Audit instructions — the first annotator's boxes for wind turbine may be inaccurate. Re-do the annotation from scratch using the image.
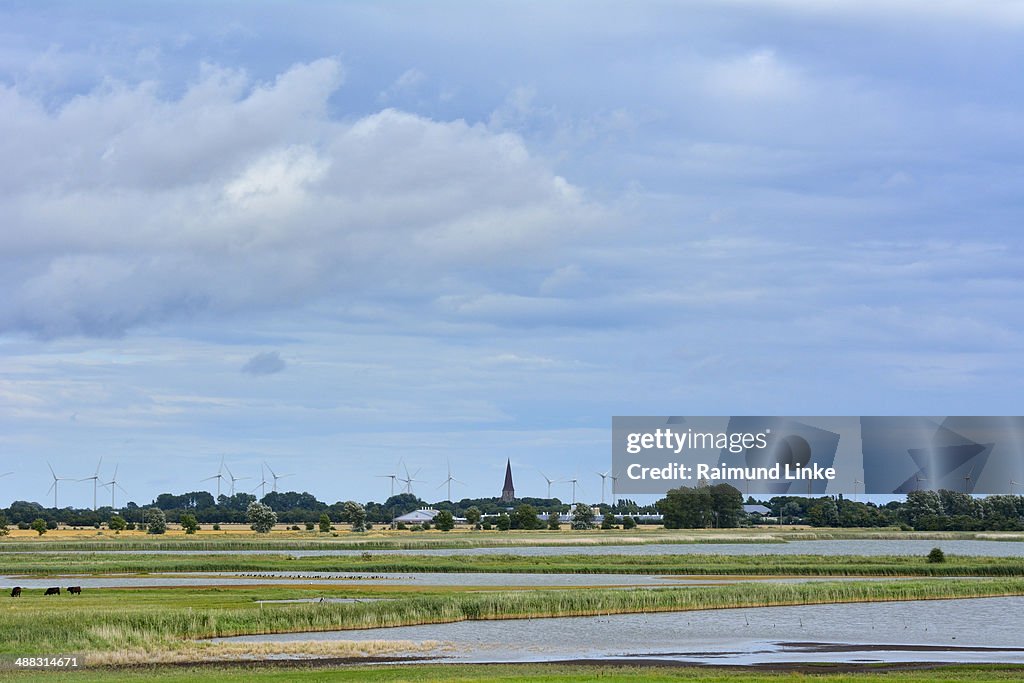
[251,464,269,498]
[377,473,399,497]
[0,471,12,479]
[915,473,928,491]
[399,464,423,495]
[596,471,609,505]
[201,456,226,498]
[539,471,556,499]
[561,477,580,506]
[79,457,103,511]
[263,462,293,493]
[963,464,978,493]
[224,465,249,497]
[437,461,464,502]
[852,478,863,503]
[46,462,71,508]
[101,464,128,509]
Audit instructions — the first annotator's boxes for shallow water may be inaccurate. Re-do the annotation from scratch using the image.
[215,596,1024,665]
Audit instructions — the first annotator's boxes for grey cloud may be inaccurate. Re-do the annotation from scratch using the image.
[242,351,286,376]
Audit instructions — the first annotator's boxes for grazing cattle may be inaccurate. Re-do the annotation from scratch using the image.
[67,586,82,595]
[10,587,21,597]
[44,587,60,596]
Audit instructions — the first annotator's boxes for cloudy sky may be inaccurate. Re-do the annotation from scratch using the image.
[2,1,1022,508]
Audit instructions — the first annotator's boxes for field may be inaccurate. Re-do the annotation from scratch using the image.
[1,528,1023,680]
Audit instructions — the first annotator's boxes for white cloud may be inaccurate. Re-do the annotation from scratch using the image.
[0,59,601,337]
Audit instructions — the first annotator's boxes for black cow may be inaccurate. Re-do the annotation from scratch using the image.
[44,587,60,596]
[67,586,82,595]
[9,587,21,597]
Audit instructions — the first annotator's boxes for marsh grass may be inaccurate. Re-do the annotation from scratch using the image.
[1,552,1022,576]
[1,578,1023,655]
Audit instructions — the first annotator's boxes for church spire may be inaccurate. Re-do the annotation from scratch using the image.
[501,459,515,503]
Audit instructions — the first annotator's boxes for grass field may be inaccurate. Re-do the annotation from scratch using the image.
[1,526,1021,551]
[2,551,1022,576]
[5,662,1024,682]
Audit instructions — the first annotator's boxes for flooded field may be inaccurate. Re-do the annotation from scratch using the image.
[216,596,1024,665]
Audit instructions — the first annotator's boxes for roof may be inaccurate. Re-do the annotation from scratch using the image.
[743,504,772,515]
[394,509,441,523]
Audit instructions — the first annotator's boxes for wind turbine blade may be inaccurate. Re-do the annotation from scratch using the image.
[95,456,103,476]
[201,475,219,482]
[116,482,128,494]
[47,481,56,495]
[48,462,57,478]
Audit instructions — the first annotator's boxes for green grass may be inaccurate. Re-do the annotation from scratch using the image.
[1,552,1022,576]
[1,578,1023,655]
[5,662,1024,682]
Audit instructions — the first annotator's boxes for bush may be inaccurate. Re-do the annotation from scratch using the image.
[247,501,278,533]
[319,513,332,533]
[145,508,167,535]
[179,513,199,534]
[126,522,137,531]
[434,510,455,531]
[31,518,48,536]
[17,521,30,530]
[927,547,946,563]
[108,515,127,531]
[547,512,561,530]
[601,512,617,529]
[481,521,492,530]
[396,522,407,530]
[211,523,220,531]
[290,525,300,531]
[305,521,315,531]
[622,515,637,529]
[0,512,8,536]
[495,513,511,531]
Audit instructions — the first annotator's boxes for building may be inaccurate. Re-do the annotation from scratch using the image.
[500,459,515,503]
[394,508,440,525]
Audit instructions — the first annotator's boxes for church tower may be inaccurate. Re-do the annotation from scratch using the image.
[500,459,515,503]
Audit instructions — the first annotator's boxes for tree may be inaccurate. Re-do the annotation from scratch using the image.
[31,518,48,536]
[659,487,712,529]
[180,512,199,534]
[927,547,946,563]
[511,504,541,530]
[621,515,637,530]
[319,512,332,533]
[344,501,367,532]
[465,506,482,529]
[495,512,511,531]
[807,499,839,527]
[434,510,455,531]
[145,507,167,535]
[0,512,8,536]
[601,512,617,529]
[708,484,744,528]
[108,515,127,531]
[547,511,561,530]
[247,501,277,533]
[571,503,594,530]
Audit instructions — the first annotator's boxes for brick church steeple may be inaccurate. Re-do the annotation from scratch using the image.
[500,459,515,503]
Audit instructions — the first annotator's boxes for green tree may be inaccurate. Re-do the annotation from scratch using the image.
[319,512,332,533]
[31,518,48,536]
[107,515,127,531]
[434,510,455,531]
[495,512,511,531]
[571,503,595,530]
[511,504,541,530]
[927,547,946,563]
[621,515,637,529]
[601,511,617,529]
[709,484,744,528]
[179,512,199,534]
[807,498,839,527]
[659,487,712,528]
[0,512,8,536]
[465,506,482,529]
[145,507,167,535]
[247,501,277,533]
[547,511,561,530]
[344,501,367,532]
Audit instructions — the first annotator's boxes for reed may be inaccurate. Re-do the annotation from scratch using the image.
[0,578,1022,654]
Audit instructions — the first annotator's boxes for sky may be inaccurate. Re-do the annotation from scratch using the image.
[1,1,1023,509]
